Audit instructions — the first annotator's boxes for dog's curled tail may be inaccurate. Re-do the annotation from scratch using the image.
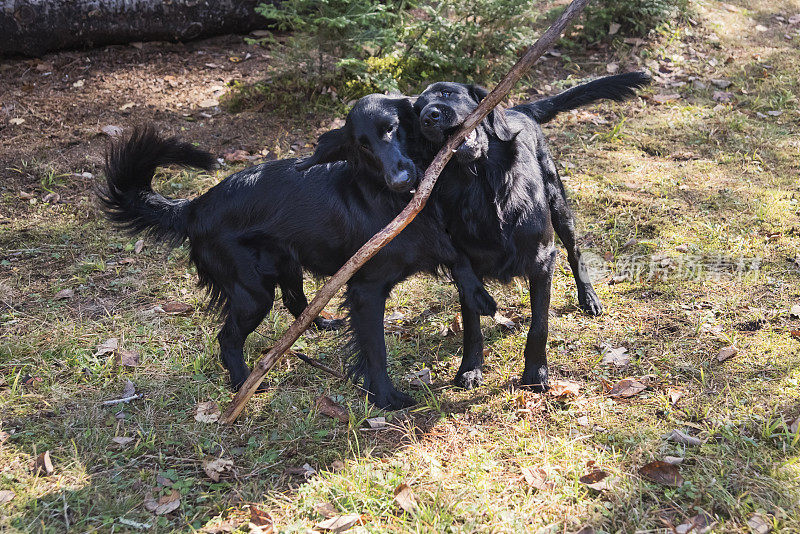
[518,71,652,124]
[98,126,216,245]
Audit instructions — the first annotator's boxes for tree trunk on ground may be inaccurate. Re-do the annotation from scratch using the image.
[0,0,271,57]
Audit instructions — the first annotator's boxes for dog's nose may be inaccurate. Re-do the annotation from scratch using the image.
[387,170,413,192]
[422,108,441,128]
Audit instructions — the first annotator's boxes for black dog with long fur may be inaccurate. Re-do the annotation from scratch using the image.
[99,94,497,410]
[410,71,651,390]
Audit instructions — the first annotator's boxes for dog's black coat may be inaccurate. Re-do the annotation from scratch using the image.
[408,72,651,389]
[99,95,497,410]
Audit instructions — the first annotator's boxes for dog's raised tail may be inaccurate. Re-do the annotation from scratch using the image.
[98,126,216,245]
[516,71,651,124]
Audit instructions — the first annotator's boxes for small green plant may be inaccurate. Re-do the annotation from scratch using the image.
[580,0,689,43]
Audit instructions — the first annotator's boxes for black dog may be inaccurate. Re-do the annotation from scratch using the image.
[99,94,497,410]
[409,72,651,390]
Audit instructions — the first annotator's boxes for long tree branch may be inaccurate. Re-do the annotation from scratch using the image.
[219,0,590,424]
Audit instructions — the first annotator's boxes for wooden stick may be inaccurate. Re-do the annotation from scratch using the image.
[219,0,591,424]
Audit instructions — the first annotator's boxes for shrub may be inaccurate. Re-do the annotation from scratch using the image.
[580,0,689,43]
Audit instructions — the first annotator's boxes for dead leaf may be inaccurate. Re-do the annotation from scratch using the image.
[493,312,518,330]
[121,379,136,398]
[638,460,683,487]
[0,431,9,444]
[315,502,338,518]
[711,79,732,89]
[119,102,136,111]
[115,349,140,367]
[156,474,173,487]
[747,514,771,534]
[9,118,25,125]
[607,378,646,398]
[712,91,733,103]
[134,239,145,254]
[195,401,221,423]
[19,190,34,200]
[365,417,386,429]
[608,22,621,35]
[315,514,362,532]
[393,483,418,513]
[316,395,349,423]
[161,301,193,314]
[144,489,181,515]
[791,330,800,339]
[55,288,74,300]
[203,458,234,482]
[0,490,16,504]
[42,192,60,203]
[664,456,684,465]
[112,436,135,446]
[34,450,54,475]
[606,62,619,74]
[664,429,702,446]
[600,345,630,367]
[652,93,681,104]
[675,511,713,534]
[790,415,800,434]
[250,506,273,533]
[199,98,219,108]
[789,14,800,24]
[521,466,553,490]
[675,243,690,253]
[449,313,463,334]
[579,469,609,491]
[716,345,738,362]
[406,368,432,387]
[222,149,251,163]
[94,337,119,357]
[549,380,580,398]
[100,125,122,137]
[668,388,684,405]
[789,304,800,318]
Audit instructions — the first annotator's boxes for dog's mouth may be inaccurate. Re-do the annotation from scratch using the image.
[458,129,479,153]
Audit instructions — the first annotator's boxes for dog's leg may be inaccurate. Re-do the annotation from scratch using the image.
[346,281,415,410]
[520,247,557,392]
[451,255,496,317]
[218,282,275,391]
[278,263,344,330]
[453,293,486,389]
[540,151,603,316]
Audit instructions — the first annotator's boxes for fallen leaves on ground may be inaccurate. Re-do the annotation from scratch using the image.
[651,93,681,104]
[33,450,54,475]
[249,506,273,534]
[668,388,684,405]
[54,288,74,299]
[405,368,432,387]
[607,378,647,398]
[638,461,683,487]
[222,149,252,163]
[315,514,363,532]
[675,511,713,534]
[600,344,630,367]
[521,466,554,491]
[94,337,119,357]
[161,301,194,315]
[365,416,386,429]
[315,502,338,519]
[548,380,581,398]
[144,489,181,515]
[0,490,15,503]
[194,401,221,423]
[316,395,349,423]
[747,514,771,534]
[393,483,418,513]
[716,345,738,362]
[202,458,234,482]
[134,239,145,254]
[664,429,702,446]
[115,349,140,367]
[112,436,135,447]
[100,124,122,137]
[493,312,519,330]
[579,469,609,491]
[449,313,463,334]
[121,379,136,398]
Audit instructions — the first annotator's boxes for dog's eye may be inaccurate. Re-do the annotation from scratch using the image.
[384,124,396,136]
[440,91,451,98]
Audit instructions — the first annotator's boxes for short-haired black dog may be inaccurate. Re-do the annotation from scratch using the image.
[410,72,651,390]
[99,94,497,410]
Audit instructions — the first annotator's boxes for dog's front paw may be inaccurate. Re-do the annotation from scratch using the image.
[578,286,603,316]
[229,370,269,394]
[369,387,416,411]
[520,365,549,393]
[454,368,483,390]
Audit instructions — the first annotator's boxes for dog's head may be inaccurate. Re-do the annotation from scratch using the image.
[296,94,422,193]
[414,82,516,163]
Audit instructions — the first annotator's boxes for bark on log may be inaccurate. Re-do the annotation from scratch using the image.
[0,0,270,57]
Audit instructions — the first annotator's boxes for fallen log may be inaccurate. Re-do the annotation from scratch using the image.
[219,0,592,424]
[0,0,269,57]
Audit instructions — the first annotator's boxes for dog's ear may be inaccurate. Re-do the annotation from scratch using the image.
[296,128,349,171]
[466,84,516,142]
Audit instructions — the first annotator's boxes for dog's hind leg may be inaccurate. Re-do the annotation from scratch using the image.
[539,150,603,316]
[520,247,557,392]
[278,262,344,330]
[218,281,276,391]
[346,280,415,410]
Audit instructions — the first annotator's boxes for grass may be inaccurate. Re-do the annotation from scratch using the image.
[2,0,800,532]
